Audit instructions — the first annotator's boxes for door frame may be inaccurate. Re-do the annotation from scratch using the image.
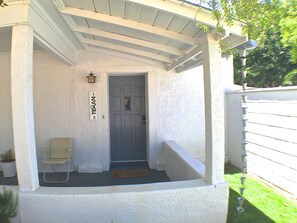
[108,75,147,163]
[103,72,155,170]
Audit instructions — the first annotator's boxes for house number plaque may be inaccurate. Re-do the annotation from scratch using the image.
[89,91,97,120]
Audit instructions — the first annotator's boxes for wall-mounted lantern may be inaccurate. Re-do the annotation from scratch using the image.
[0,0,8,7]
[86,71,96,84]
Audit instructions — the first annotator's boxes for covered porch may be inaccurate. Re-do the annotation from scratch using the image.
[0,0,248,222]
[1,161,171,187]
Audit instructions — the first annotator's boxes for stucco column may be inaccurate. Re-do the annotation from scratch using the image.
[11,24,39,191]
[202,32,225,184]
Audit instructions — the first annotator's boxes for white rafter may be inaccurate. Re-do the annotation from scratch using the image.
[86,46,164,67]
[81,38,173,63]
[73,26,184,56]
[126,0,243,36]
[60,6,200,45]
[225,35,248,50]
[48,0,248,72]
[167,45,202,71]
[176,58,203,73]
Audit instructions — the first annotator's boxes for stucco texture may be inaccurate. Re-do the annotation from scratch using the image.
[16,181,228,223]
[0,53,13,152]
[155,67,205,161]
[0,50,205,172]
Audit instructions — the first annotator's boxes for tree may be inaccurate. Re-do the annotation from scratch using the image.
[231,0,297,87]
[234,32,297,87]
[279,0,297,63]
[202,0,297,87]
[190,0,282,44]
[187,0,297,87]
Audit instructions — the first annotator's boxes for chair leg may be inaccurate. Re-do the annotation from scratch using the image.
[43,162,70,183]
[71,157,76,171]
[52,164,57,172]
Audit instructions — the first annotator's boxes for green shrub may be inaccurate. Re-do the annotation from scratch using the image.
[0,187,18,223]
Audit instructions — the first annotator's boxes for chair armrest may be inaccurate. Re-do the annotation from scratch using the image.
[65,149,72,159]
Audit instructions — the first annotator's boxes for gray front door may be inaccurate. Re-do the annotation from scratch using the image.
[109,76,146,162]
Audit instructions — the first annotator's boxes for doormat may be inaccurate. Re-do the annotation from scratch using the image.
[112,169,148,178]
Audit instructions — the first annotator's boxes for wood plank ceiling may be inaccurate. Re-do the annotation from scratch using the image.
[52,0,246,72]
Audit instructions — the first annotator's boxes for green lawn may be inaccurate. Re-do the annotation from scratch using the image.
[225,165,297,223]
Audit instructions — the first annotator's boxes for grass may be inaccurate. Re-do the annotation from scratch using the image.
[225,165,297,223]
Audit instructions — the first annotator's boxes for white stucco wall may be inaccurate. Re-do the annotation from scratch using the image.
[0,52,14,154]
[7,141,228,223]
[155,66,205,161]
[0,50,205,172]
[7,181,228,223]
[2,46,231,223]
[0,50,236,173]
[161,141,205,181]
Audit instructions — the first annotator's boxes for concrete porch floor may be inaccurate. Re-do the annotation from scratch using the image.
[0,162,170,187]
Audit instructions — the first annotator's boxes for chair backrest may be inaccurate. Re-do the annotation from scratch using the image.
[50,138,72,159]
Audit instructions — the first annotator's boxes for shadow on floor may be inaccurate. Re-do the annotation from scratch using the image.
[0,162,170,187]
[227,188,274,223]
[225,164,274,223]
[225,164,242,175]
[0,172,18,186]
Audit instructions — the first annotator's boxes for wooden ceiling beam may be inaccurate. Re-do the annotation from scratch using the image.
[176,58,203,73]
[61,6,200,45]
[73,26,184,56]
[86,46,165,67]
[126,0,243,36]
[81,38,173,63]
[167,45,202,71]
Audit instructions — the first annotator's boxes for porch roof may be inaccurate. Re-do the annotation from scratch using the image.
[0,0,247,72]
[2,0,228,194]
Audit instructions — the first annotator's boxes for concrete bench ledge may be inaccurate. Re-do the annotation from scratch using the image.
[158,141,205,181]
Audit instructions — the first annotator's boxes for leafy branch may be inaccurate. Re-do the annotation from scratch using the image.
[183,0,284,55]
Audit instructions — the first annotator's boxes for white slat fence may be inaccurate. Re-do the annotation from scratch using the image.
[245,100,297,197]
